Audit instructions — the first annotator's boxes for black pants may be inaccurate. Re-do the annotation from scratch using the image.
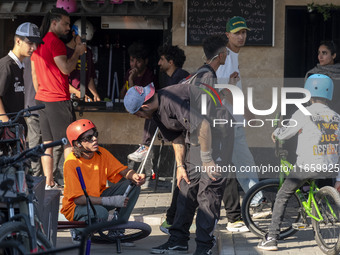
[169,176,226,249]
[167,175,241,224]
[166,186,179,225]
[222,172,242,223]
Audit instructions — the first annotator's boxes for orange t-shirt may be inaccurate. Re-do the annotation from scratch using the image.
[61,146,127,221]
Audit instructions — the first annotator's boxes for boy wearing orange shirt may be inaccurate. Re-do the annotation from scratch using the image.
[61,119,145,243]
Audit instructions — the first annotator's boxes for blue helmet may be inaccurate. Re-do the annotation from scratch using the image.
[304,74,333,101]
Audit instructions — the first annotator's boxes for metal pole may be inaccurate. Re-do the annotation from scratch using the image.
[137,127,159,175]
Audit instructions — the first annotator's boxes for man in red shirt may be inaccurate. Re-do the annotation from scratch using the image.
[31,7,86,189]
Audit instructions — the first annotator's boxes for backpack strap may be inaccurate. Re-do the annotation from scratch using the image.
[182,66,212,85]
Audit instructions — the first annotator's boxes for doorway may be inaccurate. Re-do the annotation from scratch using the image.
[284,5,340,78]
[283,5,340,165]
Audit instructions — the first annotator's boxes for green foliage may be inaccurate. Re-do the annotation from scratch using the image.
[307,2,340,21]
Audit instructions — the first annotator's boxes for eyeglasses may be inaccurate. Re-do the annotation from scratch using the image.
[80,131,98,142]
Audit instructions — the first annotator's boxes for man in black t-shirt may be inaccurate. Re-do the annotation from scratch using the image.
[158,45,189,88]
[124,35,234,255]
[157,45,190,234]
[0,22,43,123]
[128,45,190,163]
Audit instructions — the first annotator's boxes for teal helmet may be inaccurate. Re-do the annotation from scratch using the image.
[304,74,333,101]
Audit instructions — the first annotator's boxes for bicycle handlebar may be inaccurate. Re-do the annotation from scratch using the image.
[40,138,68,151]
[0,138,67,167]
[0,104,45,126]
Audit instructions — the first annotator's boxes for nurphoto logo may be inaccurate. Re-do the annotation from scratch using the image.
[200,83,312,128]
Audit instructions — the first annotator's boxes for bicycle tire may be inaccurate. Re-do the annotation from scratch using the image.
[241,179,302,239]
[312,186,340,255]
[0,221,52,254]
[134,0,164,13]
[91,221,151,244]
[0,240,25,255]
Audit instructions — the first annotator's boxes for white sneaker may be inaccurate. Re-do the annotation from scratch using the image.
[226,221,249,233]
[45,183,60,190]
[127,145,148,162]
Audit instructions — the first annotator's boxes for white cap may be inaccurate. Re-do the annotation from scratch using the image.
[16,22,44,44]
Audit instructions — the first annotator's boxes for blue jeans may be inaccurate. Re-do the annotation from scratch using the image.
[232,126,262,203]
[73,180,140,233]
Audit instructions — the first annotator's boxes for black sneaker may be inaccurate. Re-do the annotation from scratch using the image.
[150,240,188,254]
[257,236,278,251]
[193,246,212,255]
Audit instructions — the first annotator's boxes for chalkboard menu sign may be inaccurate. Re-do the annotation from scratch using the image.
[186,0,274,46]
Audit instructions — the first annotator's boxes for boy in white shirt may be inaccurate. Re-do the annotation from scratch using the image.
[258,74,340,251]
[217,16,261,232]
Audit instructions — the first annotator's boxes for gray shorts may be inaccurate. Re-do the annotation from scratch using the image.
[36,100,76,142]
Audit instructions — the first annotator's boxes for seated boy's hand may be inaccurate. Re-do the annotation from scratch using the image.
[132,173,146,186]
[102,195,129,207]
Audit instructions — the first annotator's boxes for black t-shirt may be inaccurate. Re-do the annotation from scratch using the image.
[153,83,199,142]
[0,55,25,117]
[153,64,234,165]
[23,57,36,108]
[166,68,189,87]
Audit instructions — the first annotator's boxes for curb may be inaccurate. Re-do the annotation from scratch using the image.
[218,231,235,255]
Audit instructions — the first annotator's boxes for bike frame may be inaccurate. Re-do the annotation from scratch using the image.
[278,147,338,223]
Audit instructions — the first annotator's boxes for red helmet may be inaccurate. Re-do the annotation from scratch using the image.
[66,119,96,145]
[56,0,78,13]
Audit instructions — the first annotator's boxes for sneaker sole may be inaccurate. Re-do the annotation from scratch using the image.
[257,245,278,251]
[127,155,143,162]
[226,226,249,233]
[150,249,188,254]
[151,246,188,254]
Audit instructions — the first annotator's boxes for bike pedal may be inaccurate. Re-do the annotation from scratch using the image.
[292,223,308,230]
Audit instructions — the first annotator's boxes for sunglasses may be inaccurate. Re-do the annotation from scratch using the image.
[80,131,98,142]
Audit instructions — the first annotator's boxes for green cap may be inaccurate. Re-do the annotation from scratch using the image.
[226,16,250,33]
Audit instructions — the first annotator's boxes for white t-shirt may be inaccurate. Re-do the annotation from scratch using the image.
[273,103,340,173]
[216,47,244,123]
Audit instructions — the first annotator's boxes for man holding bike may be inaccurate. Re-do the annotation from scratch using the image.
[258,74,340,251]
[61,119,145,243]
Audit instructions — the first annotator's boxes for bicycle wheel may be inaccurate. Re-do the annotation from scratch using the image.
[91,221,151,244]
[0,221,52,255]
[312,186,340,255]
[241,179,302,239]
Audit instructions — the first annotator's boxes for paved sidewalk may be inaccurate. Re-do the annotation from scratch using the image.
[57,188,325,255]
